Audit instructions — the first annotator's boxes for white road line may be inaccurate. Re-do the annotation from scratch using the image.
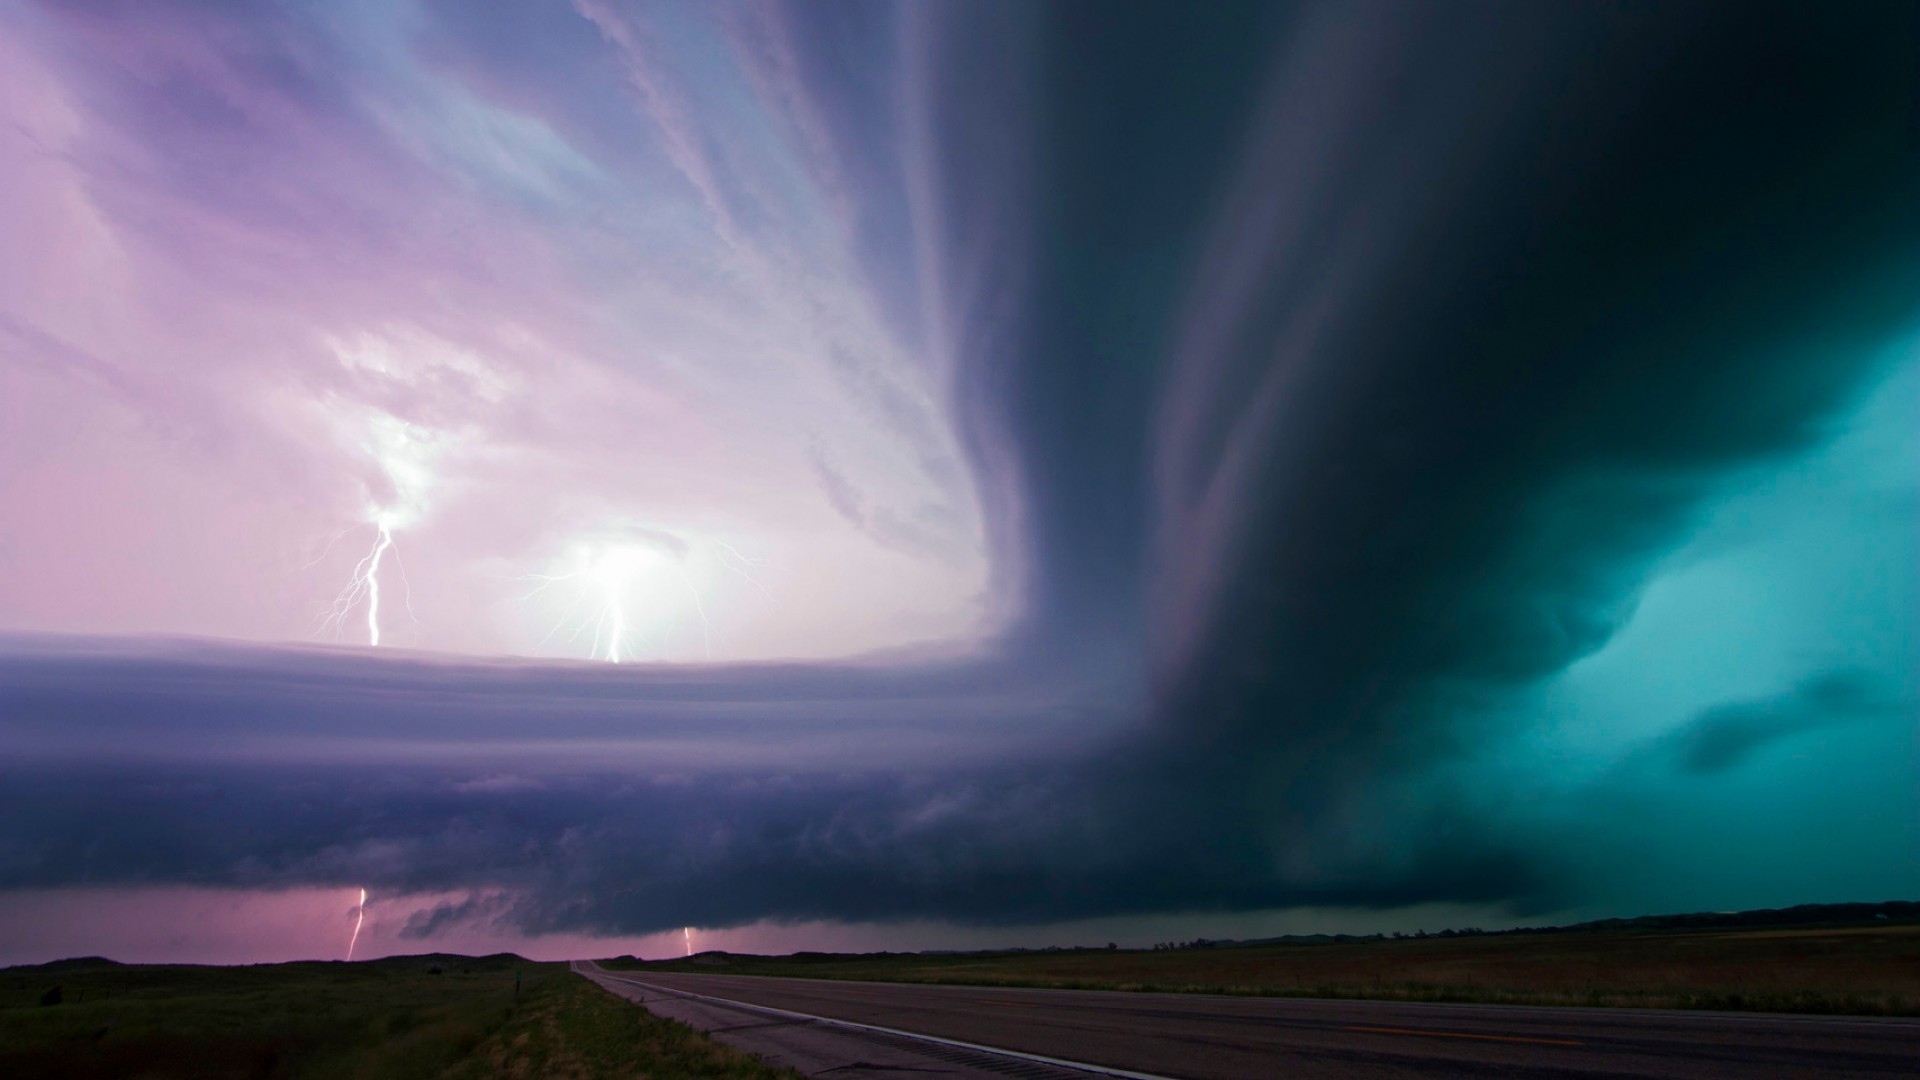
[580,963,1181,1080]
[588,965,1920,1031]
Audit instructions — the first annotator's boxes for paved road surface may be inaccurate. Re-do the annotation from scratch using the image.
[576,961,1107,1078]
[576,961,1920,1079]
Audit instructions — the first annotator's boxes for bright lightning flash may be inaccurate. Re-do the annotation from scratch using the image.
[684,927,692,957]
[347,888,368,961]
[321,516,415,647]
[597,548,639,663]
[518,543,711,663]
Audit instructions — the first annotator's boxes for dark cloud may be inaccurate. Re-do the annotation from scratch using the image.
[0,634,1096,772]
[0,760,1546,935]
[401,892,516,940]
[3,2,1916,937]
[1139,1,1918,781]
[807,440,870,529]
[1666,671,1910,776]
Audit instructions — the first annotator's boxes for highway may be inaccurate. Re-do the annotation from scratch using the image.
[577,961,1920,1079]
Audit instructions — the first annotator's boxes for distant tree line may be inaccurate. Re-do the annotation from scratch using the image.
[1140,901,1917,953]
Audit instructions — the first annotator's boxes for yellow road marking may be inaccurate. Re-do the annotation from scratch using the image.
[1345,1024,1583,1047]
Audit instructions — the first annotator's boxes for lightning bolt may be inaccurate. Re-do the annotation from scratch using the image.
[517,543,714,663]
[712,539,773,600]
[320,518,414,646]
[604,588,626,663]
[347,887,367,961]
[515,563,624,661]
[684,926,692,957]
[364,524,392,646]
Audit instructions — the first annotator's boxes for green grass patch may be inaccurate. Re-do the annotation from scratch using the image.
[1,954,797,1079]
[446,968,799,1080]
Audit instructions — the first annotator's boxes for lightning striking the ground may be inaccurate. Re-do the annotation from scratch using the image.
[346,888,367,961]
[363,524,392,646]
[515,550,634,663]
[684,927,692,957]
[603,590,627,662]
[320,518,404,646]
[517,537,724,663]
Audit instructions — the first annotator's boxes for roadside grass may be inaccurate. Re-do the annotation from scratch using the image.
[605,923,1920,1017]
[446,968,799,1080]
[1,954,797,1079]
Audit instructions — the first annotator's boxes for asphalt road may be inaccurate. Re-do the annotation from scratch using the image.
[580,963,1920,1079]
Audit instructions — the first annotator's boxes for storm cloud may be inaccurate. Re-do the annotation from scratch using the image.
[1,1,1915,952]
[1665,671,1910,776]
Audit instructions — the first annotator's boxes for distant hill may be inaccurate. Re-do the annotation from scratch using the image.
[14,956,125,972]
[1,951,529,973]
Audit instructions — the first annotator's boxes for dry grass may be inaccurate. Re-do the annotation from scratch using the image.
[611,923,1920,1016]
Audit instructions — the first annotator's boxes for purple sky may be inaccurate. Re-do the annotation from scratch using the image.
[2,2,1915,965]
[0,0,994,664]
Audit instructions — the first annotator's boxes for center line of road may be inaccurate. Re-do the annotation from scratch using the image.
[1345,1024,1584,1047]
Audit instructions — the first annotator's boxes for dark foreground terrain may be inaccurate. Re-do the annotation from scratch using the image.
[0,953,797,1079]
[587,962,1920,1080]
[607,906,1920,1017]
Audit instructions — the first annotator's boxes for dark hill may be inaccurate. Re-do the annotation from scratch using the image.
[4,956,126,973]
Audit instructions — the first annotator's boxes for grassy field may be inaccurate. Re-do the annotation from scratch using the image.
[0,953,798,1079]
[606,923,1920,1017]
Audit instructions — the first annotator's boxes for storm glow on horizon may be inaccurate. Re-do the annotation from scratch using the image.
[0,1,1914,965]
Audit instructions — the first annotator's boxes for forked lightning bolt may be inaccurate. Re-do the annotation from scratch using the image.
[515,563,626,662]
[320,518,416,646]
[712,539,773,599]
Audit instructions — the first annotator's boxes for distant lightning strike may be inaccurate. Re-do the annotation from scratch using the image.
[347,888,367,961]
[684,927,692,957]
[518,540,728,663]
[604,589,626,663]
[321,518,415,647]
[515,563,625,662]
[364,524,392,646]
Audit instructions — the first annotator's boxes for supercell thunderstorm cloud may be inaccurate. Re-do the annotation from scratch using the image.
[0,1,1915,962]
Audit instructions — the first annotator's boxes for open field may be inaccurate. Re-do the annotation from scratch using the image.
[607,922,1920,1017]
[1,953,799,1079]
